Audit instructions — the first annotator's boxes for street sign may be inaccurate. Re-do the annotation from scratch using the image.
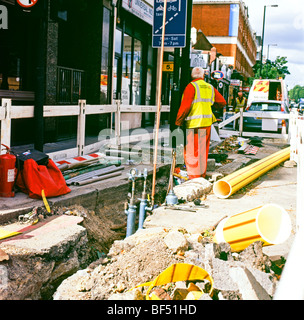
[152,0,187,48]
[162,61,174,72]
[17,0,38,8]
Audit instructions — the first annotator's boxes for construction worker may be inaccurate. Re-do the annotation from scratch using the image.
[175,67,226,179]
[234,91,247,113]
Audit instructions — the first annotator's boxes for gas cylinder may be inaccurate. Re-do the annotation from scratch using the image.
[0,144,16,197]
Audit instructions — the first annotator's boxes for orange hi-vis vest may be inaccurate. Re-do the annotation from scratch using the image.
[185,80,216,128]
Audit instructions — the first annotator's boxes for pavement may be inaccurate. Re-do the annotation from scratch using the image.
[0,132,297,261]
[144,138,297,260]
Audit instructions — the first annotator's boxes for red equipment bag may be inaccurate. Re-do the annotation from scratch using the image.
[16,158,71,199]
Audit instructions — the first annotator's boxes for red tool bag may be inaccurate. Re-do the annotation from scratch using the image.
[16,158,71,199]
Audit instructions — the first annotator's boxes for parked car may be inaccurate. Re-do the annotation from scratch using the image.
[243,101,289,133]
[298,103,304,115]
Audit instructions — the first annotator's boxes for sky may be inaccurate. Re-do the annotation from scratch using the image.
[243,0,304,89]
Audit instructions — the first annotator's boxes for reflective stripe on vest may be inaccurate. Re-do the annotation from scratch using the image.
[185,80,215,128]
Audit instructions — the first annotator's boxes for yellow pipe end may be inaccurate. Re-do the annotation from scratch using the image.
[213,180,232,199]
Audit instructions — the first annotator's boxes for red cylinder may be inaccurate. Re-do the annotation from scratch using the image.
[0,147,16,197]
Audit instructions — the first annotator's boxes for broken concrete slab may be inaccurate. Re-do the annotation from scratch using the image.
[229,267,271,300]
[144,206,225,234]
[164,230,188,253]
[173,177,212,202]
[0,215,89,300]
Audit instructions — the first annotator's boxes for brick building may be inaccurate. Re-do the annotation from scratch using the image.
[192,0,257,84]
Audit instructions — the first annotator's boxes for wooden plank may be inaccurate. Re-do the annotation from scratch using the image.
[10,105,34,119]
[43,105,80,117]
[218,112,240,129]
[77,100,86,156]
[120,105,170,113]
[0,107,5,121]
[86,104,117,115]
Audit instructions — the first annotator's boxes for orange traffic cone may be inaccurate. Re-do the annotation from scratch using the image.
[281,120,287,135]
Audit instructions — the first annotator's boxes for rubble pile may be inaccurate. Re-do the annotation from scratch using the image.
[53,227,282,300]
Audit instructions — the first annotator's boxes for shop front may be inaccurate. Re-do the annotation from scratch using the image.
[112,0,156,129]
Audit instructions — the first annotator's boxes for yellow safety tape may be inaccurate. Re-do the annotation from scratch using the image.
[41,189,51,213]
[130,263,214,300]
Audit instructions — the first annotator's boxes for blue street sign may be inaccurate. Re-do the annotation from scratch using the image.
[152,0,187,48]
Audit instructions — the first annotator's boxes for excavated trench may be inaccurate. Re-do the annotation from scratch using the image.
[76,165,171,262]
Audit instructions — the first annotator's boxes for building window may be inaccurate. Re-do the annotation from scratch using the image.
[100,7,111,104]
[113,29,144,105]
[122,33,132,104]
[132,38,142,105]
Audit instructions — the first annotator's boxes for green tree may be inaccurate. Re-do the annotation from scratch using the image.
[289,85,304,101]
[251,56,290,81]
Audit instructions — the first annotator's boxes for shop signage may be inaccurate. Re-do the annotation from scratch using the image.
[152,0,187,48]
[211,70,224,80]
[17,0,38,8]
[230,79,242,86]
[219,56,235,66]
[190,53,208,68]
[122,0,153,25]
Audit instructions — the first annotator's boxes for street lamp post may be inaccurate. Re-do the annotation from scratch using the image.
[267,44,277,60]
[260,5,278,65]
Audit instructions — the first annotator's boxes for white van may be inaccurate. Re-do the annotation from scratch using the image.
[244,79,290,133]
[247,79,289,110]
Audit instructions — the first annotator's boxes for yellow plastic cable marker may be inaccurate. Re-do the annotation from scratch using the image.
[41,189,51,213]
[130,263,213,300]
[0,229,21,240]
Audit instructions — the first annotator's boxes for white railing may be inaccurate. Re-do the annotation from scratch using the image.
[0,98,170,161]
[219,108,290,139]
[274,111,304,300]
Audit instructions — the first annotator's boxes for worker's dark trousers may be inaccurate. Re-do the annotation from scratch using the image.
[184,126,211,179]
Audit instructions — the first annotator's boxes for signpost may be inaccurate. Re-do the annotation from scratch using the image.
[153,0,187,48]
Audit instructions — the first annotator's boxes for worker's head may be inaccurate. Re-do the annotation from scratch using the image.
[238,91,243,98]
[191,67,205,80]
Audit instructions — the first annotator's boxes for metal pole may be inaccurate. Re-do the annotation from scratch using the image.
[170,48,181,148]
[260,5,266,66]
[180,0,193,94]
[34,0,48,151]
[151,0,168,208]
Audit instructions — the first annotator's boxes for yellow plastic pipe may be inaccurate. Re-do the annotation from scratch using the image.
[214,204,292,252]
[213,147,290,199]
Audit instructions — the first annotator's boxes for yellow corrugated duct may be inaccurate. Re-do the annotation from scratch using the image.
[213,147,290,199]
